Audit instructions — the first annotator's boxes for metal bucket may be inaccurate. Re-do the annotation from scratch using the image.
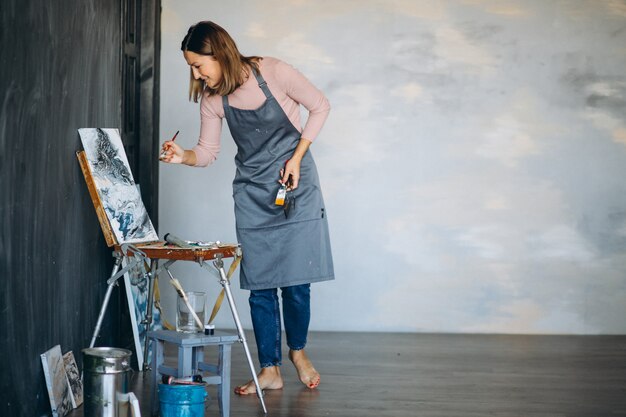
[159,384,207,417]
[82,347,132,417]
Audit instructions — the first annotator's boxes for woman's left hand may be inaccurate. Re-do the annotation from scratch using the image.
[280,158,301,191]
[280,138,312,191]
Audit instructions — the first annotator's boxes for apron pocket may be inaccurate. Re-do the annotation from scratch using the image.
[234,182,324,229]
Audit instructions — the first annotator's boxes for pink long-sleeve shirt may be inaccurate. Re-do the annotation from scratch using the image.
[192,57,330,167]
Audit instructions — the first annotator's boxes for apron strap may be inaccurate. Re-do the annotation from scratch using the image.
[222,65,272,108]
[252,67,273,99]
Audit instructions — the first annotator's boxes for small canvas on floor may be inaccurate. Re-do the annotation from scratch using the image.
[118,392,142,417]
[62,351,83,408]
[41,345,73,417]
[79,128,158,244]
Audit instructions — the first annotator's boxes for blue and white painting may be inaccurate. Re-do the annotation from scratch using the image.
[79,128,158,244]
[123,257,162,370]
[41,345,73,417]
[62,351,82,409]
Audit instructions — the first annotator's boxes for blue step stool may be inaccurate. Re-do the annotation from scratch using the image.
[148,329,239,417]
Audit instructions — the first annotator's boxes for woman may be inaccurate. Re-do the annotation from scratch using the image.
[161,21,334,394]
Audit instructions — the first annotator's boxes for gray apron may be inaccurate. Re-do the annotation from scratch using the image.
[222,68,334,290]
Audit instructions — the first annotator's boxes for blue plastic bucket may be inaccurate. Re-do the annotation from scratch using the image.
[158,384,207,417]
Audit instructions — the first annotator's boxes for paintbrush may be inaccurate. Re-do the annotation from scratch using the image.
[165,268,204,330]
[159,130,180,159]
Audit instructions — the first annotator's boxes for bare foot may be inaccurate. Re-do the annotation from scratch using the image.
[289,349,320,389]
[234,366,283,395]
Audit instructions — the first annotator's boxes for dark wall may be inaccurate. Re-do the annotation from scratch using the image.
[0,0,159,415]
[139,0,161,220]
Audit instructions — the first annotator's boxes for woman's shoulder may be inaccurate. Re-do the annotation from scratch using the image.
[200,90,224,118]
[259,56,280,67]
[259,57,301,90]
[259,56,293,75]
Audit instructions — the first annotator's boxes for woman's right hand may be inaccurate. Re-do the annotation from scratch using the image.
[159,140,185,164]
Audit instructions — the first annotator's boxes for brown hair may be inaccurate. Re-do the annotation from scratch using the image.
[181,21,261,101]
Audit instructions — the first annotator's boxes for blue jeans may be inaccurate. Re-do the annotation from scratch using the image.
[248,283,311,368]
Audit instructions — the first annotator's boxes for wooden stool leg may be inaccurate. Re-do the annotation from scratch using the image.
[151,338,164,416]
[218,344,232,417]
[192,345,205,374]
[178,345,193,377]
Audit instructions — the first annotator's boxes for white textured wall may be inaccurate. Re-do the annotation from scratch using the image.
[159,0,626,334]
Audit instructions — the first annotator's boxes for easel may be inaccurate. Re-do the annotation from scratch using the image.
[77,151,267,413]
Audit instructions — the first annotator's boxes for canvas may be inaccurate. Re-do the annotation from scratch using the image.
[123,256,162,371]
[41,345,73,417]
[78,128,158,244]
[118,392,142,417]
[62,351,83,408]
[128,392,141,417]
